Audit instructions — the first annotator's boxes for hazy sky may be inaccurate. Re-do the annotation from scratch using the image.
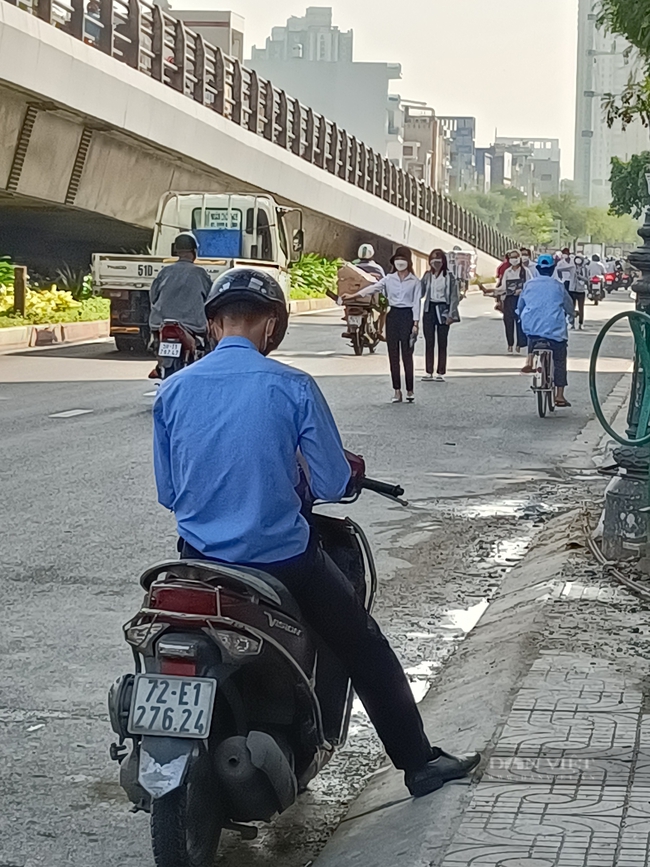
[173,0,580,177]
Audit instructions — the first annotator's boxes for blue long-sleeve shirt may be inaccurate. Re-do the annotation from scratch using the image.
[153,336,351,564]
[516,276,575,343]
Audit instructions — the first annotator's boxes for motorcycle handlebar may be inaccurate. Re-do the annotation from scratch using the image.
[361,477,405,499]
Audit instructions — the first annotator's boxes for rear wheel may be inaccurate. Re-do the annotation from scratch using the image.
[351,330,364,356]
[151,757,223,867]
[537,390,546,418]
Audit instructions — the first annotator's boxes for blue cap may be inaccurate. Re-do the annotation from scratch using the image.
[536,254,555,269]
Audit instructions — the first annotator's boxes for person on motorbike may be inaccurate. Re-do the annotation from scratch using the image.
[519,254,575,407]
[354,243,387,339]
[588,254,606,280]
[149,232,212,340]
[153,267,479,797]
[354,243,386,281]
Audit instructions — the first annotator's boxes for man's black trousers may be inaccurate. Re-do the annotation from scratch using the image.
[180,535,432,772]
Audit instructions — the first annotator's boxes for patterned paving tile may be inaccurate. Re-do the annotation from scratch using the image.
[512,687,642,715]
[492,709,638,758]
[482,754,634,786]
[467,784,626,817]
[626,785,650,819]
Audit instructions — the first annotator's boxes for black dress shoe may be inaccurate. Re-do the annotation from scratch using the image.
[405,749,481,798]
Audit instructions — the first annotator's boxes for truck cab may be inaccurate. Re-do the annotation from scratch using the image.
[94,192,303,352]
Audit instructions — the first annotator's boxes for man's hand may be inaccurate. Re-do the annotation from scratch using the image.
[445,317,454,326]
[412,322,419,334]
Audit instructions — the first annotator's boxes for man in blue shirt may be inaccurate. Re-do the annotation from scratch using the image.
[153,267,479,798]
[518,254,575,407]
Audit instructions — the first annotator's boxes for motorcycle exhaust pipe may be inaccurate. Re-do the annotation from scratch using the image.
[214,732,297,822]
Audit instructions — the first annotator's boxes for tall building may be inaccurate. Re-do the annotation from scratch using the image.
[496,137,561,198]
[402,103,451,192]
[574,0,650,206]
[438,117,477,193]
[248,8,402,157]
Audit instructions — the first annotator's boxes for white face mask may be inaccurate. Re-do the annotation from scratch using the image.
[430,259,443,269]
[394,259,408,272]
[509,258,521,267]
[522,256,530,265]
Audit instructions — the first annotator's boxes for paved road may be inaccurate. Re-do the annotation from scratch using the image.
[0,291,634,866]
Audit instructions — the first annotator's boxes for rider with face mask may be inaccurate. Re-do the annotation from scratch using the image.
[496,249,531,353]
[346,246,421,402]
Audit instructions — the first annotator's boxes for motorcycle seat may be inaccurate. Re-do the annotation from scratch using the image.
[139,559,302,621]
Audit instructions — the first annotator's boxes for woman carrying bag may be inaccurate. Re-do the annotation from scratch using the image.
[420,249,460,382]
[345,245,420,403]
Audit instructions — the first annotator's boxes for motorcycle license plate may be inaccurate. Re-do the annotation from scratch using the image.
[159,342,182,358]
[348,315,362,326]
[128,674,216,738]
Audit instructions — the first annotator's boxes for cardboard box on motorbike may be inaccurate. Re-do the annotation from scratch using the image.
[337,263,380,305]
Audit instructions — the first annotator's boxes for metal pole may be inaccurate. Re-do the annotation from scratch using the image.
[13,266,27,316]
[601,194,650,560]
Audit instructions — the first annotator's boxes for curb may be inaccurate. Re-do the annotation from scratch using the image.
[289,298,336,315]
[0,319,110,352]
[312,515,577,867]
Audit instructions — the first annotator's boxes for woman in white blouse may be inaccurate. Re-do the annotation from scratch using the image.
[347,245,421,403]
[420,249,460,382]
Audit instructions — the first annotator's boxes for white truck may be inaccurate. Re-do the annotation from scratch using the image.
[93,191,303,352]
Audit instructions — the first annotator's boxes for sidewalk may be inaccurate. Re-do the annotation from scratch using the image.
[314,501,650,867]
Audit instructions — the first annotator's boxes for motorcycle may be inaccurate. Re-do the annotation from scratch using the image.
[156,320,207,379]
[108,455,404,867]
[327,290,382,356]
[588,276,606,305]
[604,272,617,293]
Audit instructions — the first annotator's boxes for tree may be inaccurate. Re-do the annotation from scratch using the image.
[585,207,640,244]
[610,151,650,217]
[513,201,554,246]
[597,0,650,128]
[545,193,588,245]
[453,187,525,236]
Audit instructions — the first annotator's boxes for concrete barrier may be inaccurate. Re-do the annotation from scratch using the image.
[289,297,336,315]
[0,319,110,352]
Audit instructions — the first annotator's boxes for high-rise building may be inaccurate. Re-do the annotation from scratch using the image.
[574,0,650,206]
[168,10,244,62]
[402,103,451,192]
[248,8,402,157]
[438,117,477,193]
[496,137,561,199]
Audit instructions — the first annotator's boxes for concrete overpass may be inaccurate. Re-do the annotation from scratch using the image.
[0,0,516,274]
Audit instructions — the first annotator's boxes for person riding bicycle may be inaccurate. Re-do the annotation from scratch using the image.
[518,254,575,408]
[152,267,480,797]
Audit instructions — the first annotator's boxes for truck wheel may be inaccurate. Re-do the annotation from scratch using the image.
[151,764,223,867]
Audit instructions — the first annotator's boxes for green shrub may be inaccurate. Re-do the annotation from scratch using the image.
[289,253,343,299]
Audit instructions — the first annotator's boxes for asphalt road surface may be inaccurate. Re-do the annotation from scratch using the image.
[0,290,634,866]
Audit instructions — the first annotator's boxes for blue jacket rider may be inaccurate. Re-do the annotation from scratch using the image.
[153,267,480,797]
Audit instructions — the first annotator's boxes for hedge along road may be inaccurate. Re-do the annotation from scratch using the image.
[0,290,634,866]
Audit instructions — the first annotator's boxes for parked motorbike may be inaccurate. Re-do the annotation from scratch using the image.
[156,320,207,379]
[327,290,382,356]
[108,455,404,867]
[588,276,606,305]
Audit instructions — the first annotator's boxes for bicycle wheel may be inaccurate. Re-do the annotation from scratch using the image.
[546,352,555,413]
[537,390,546,418]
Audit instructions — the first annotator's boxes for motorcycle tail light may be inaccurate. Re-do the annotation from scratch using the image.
[150,584,217,615]
[218,589,250,613]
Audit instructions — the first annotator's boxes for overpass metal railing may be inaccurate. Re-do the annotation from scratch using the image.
[5,0,518,260]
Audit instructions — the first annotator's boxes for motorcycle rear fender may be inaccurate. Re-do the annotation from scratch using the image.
[138,735,197,799]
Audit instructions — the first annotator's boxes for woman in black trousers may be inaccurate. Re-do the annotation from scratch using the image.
[420,249,460,382]
[347,246,421,402]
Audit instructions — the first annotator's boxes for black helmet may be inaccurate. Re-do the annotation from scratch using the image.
[172,232,198,255]
[205,267,289,354]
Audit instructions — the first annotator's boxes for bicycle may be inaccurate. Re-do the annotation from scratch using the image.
[530,340,555,418]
